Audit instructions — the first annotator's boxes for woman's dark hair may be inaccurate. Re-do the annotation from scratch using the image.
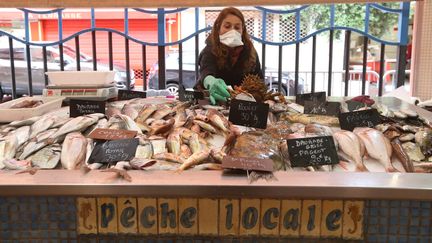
[208,7,257,72]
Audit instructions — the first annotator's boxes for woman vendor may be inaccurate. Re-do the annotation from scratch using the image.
[196,7,264,105]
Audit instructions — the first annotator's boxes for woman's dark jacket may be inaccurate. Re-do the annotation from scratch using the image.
[196,42,263,89]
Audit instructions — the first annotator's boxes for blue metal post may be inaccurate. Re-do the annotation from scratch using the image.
[91,8,95,28]
[157,8,166,89]
[395,2,411,87]
[365,4,370,34]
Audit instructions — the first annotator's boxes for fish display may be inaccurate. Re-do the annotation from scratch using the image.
[0,94,431,176]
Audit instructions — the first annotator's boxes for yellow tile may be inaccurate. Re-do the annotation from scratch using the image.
[198,198,219,236]
[158,198,178,235]
[300,200,321,237]
[342,200,364,240]
[239,199,260,236]
[76,197,98,234]
[97,197,118,234]
[279,200,301,237]
[117,197,138,234]
[219,199,240,236]
[320,200,343,238]
[178,198,198,235]
[137,198,158,235]
[260,199,281,237]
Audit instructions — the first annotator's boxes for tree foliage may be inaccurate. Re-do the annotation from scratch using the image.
[295,3,403,39]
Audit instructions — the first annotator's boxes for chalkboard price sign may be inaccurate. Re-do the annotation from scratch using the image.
[228,99,269,129]
[118,90,146,100]
[346,100,368,111]
[179,86,204,102]
[87,138,139,164]
[295,91,326,106]
[338,109,382,131]
[222,156,273,172]
[70,99,106,117]
[304,101,341,116]
[287,136,339,167]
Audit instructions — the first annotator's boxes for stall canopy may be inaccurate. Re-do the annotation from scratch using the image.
[0,0,415,8]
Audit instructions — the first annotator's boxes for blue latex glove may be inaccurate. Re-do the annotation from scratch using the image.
[203,75,230,105]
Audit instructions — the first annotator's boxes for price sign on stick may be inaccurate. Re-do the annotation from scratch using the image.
[228,99,269,129]
[222,156,273,172]
[179,86,204,102]
[295,91,326,106]
[118,90,146,100]
[70,99,105,117]
[87,138,139,164]
[338,109,382,131]
[287,136,339,167]
[304,101,341,116]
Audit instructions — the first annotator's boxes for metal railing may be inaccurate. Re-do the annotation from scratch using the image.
[0,3,411,100]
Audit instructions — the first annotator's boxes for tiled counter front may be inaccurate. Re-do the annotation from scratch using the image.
[0,196,431,242]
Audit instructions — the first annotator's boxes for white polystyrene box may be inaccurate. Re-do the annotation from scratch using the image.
[46,71,115,87]
[0,96,64,123]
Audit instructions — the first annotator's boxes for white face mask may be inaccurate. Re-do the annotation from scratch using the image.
[219,29,244,48]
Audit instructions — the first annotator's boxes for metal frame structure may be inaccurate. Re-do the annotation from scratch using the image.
[0,3,410,99]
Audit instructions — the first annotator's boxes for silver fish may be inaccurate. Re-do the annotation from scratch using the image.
[135,142,154,159]
[129,158,157,170]
[354,127,398,172]
[193,120,217,134]
[8,116,41,127]
[61,132,88,170]
[122,104,142,120]
[3,159,31,170]
[114,114,143,134]
[29,116,56,139]
[30,144,61,169]
[48,114,101,142]
[11,125,30,148]
[0,135,18,169]
[177,149,211,171]
[333,130,368,172]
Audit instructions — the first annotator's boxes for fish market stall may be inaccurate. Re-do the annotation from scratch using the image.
[0,87,431,241]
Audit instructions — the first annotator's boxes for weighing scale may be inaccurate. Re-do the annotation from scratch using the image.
[42,85,118,101]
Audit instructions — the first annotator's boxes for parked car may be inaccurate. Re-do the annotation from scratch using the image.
[0,42,135,98]
[147,51,304,96]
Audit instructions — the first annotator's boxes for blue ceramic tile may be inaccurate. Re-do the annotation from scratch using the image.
[39,204,47,211]
[0,213,8,222]
[399,225,408,234]
[411,201,421,208]
[11,231,19,238]
[390,208,399,216]
[421,209,430,217]
[60,231,68,238]
[389,226,398,234]
[50,231,58,238]
[389,216,398,224]
[412,208,421,216]
[30,230,40,237]
[398,236,408,243]
[9,205,18,212]
[421,201,431,208]
[48,204,57,212]
[389,236,398,242]
[379,208,389,216]
[420,226,430,235]
[369,217,379,225]
[370,208,378,216]
[370,200,380,207]
[1,222,10,230]
[49,214,57,221]
[31,222,39,229]
[41,231,49,238]
[390,201,400,207]
[400,207,409,216]
[379,225,388,234]
[421,218,430,227]
[59,222,69,230]
[21,231,30,237]
[399,217,409,225]
[61,240,68,243]
[411,217,420,226]
[380,201,389,207]
[409,236,420,242]
[70,231,77,237]
[410,226,420,234]
[42,240,50,243]
[401,200,410,207]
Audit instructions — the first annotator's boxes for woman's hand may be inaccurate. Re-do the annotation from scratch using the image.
[204,75,230,105]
